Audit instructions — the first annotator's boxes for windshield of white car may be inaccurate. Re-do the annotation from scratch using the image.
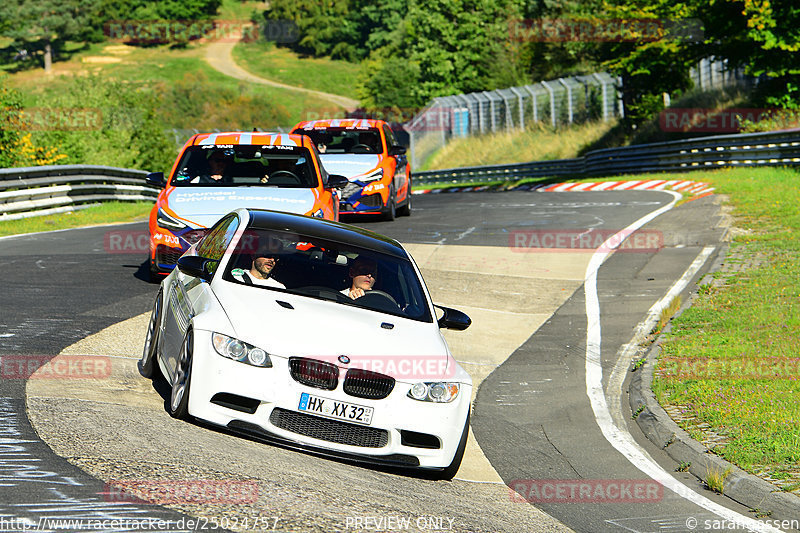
[293,127,383,154]
[222,228,433,323]
[170,145,319,187]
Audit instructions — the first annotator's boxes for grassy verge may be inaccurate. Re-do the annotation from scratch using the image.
[420,120,617,171]
[232,40,360,98]
[651,166,800,489]
[0,202,153,237]
[7,42,341,128]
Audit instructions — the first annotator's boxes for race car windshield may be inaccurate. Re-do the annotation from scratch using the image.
[223,228,433,323]
[295,128,382,154]
[170,145,319,188]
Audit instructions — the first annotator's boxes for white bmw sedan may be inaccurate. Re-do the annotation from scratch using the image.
[140,208,472,478]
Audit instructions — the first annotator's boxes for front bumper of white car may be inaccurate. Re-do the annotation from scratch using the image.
[186,330,472,470]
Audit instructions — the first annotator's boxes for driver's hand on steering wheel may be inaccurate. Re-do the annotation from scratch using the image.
[346,288,367,299]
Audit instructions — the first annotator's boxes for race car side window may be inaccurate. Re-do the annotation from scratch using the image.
[382,125,396,153]
[196,215,240,266]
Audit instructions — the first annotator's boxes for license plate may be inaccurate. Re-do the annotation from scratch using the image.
[298,393,374,425]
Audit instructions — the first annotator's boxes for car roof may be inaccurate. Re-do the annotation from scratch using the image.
[244,209,408,259]
[189,132,310,148]
[293,118,386,130]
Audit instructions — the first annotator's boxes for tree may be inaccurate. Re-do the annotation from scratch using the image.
[0,0,102,72]
[358,0,524,110]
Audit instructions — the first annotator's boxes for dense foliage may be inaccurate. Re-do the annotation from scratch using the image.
[0,0,221,71]
[264,0,800,126]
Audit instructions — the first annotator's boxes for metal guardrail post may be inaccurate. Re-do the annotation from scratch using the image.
[510,87,525,130]
[558,78,573,124]
[541,81,556,128]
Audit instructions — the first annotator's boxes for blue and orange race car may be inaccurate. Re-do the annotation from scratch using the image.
[145,131,348,278]
[290,119,411,220]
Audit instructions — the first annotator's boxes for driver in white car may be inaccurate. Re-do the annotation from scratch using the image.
[232,240,286,289]
[341,257,377,300]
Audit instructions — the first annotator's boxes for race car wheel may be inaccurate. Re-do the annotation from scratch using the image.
[169,328,193,419]
[383,187,396,221]
[438,411,470,480]
[397,185,412,217]
[139,290,162,379]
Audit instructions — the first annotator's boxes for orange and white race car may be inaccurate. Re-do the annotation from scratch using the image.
[145,131,348,278]
[290,119,411,220]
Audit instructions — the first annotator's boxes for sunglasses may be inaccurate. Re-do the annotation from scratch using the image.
[353,269,376,277]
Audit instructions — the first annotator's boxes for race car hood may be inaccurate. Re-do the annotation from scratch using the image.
[212,284,459,382]
[319,154,380,180]
[166,187,317,228]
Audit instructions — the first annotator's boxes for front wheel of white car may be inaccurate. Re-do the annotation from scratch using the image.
[438,411,470,480]
[139,291,162,379]
[169,328,193,419]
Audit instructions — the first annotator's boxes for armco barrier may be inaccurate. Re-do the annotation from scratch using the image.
[415,129,800,185]
[3,129,799,219]
[0,165,156,221]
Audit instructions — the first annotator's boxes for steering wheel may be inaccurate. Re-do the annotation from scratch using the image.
[350,144,373,153]
[267,170,301,184]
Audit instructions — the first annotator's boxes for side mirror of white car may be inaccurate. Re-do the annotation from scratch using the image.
[435,305,471,330]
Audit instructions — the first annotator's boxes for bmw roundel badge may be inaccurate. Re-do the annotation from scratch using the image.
[338,355,350,364]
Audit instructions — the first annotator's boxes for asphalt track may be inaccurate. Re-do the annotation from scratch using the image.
[0,190,779,532]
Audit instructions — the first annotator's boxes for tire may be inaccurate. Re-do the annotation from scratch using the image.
[397,183,412,217]
[168,329,193,419]
[438,411,470,480]
[139,291,162,378]
[382,187,396,221]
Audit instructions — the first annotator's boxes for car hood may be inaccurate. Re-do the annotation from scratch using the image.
[213,284,455,381]
[166,187,316,228]
[319,154,381,180]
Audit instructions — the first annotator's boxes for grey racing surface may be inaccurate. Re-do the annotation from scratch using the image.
[0,190,753,532]
[0,226,198,531]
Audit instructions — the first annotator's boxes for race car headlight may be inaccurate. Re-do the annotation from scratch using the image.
[156,208,187,230]
[407,382,460,403]
[359,169,383,182]
[311,209,324,218]
[212,332,272,368]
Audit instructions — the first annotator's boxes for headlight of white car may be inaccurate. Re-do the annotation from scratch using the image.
[407,382,460,403]
[156,208,187,230]
[359,169,383,182]
[212,332,272,368]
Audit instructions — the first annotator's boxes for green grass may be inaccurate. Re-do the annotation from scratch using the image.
[651,166,800,483]
[420,120,618,171]
[217,0,264,20]
[0,202,152,237]
[6,39,343,129]
[231,40,361,98]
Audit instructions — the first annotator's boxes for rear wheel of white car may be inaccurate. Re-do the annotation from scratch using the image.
[139,291,162,379]
[439,411,470,480]
[169,329,193,419]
